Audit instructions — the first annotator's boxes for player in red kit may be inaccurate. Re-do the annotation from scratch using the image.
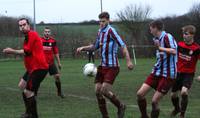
[170,25,200,118]
[41,27,64,98]
[3,18,48,118]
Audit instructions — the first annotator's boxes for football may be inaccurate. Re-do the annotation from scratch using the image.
[83,63,97,77]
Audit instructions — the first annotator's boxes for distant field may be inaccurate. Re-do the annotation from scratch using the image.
[0,59,200,118]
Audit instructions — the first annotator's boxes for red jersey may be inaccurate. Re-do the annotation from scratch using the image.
[177,41,200,73]
[41,37,59,65]
[23,31,48,73]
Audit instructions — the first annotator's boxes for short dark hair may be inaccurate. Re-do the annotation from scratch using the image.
[98,12,110,19]
[18,18,30,25]
[182,25,196,35]
[44,26,51,30]
[149,20,164,31]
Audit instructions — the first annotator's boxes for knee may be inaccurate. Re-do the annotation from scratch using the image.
[54,74,60,80]
[100,86,107,95]
[137,90,145,100]
[24,89,35,98]
[171,92,178,98]
[181,91,188,96]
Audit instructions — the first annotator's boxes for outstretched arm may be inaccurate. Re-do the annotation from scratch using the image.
[3,48,25,55]
[76,44,95,53]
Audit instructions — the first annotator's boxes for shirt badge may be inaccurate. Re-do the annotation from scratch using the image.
[189,50,193,55]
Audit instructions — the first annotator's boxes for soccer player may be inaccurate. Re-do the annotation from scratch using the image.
[41,27,64,98]
[170,25,200,118]
[87,50,95,63]
[3,18,48,118]
[136,20,177,118]
[77,12,133,118]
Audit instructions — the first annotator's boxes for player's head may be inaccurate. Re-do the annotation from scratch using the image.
[98,12,110,29]
[149,20,164,37]
[182,25,196,44]
[43,27,51,39]
[18,18,31,34]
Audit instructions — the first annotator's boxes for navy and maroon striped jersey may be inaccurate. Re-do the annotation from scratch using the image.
[152,31,178,79]
[94,24,126,67]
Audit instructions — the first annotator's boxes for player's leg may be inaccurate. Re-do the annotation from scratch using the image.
[49,63,64,98]
[53,74,65,98]
[95,66,109,118]
[170,73,182,117]
[101,82,125,118]
[100,67,125,118]
[95,83,109,118]
[170,91,180,117]
[137,83,151,118]
[137,74,157,118]
[180,87,189,118]
[151,91,164,118]
[151,77,175,118]
[25,69,48,118]
[179,73,194,118]
[19,72,30,118]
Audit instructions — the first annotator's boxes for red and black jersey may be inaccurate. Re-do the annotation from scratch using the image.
[177,41,200,73]
[41,37,59,65]
[23,31,49,73]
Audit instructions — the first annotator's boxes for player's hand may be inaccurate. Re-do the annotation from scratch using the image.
[153,39,160,48]
[58,63,62,70]
[18,78,27,90]
[76,47,84,54]
[196,76,200,82]
[127,61,134,70]
[3,48,15,54]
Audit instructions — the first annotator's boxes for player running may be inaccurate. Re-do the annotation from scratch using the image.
[41,27,64,98]
[3,18,48,118]
[77,12,133,118]
[170,25,200,118]
[136,20,177,118]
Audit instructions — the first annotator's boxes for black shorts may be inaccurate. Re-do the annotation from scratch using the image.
[172,72,194,92]
[48,63,59,76]
[22,71,29,82]
[26,69,48,93]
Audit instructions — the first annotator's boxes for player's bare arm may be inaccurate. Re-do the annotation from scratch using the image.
[3,48,25,55]
[77,44,95,53]
[121,46,134,70]
[154,41,176,55]
[158,47,176,55]
[55,54,62,69]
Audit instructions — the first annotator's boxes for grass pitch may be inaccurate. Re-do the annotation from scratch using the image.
[0,59,200,118]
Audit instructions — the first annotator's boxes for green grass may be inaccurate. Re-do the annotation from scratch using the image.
[0,59,200,118]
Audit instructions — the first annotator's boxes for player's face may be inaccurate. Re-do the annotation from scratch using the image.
[150,26,158,37]
[18,20,30,34]
[183,31,194,43]
[99,18,109,29]
[44,29,51,38]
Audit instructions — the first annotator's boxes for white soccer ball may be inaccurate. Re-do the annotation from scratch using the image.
[83,63,97,77]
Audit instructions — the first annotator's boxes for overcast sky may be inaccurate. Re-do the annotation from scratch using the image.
[0,0,199,23]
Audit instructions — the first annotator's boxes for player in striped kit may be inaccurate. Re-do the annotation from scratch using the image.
[136,20,177,118]
[77,12,133,118]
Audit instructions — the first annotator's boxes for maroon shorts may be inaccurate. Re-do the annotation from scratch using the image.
[95,66,119,84]
[145,74,175,94]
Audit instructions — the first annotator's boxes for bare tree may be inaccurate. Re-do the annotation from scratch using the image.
[117,4,152,45]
